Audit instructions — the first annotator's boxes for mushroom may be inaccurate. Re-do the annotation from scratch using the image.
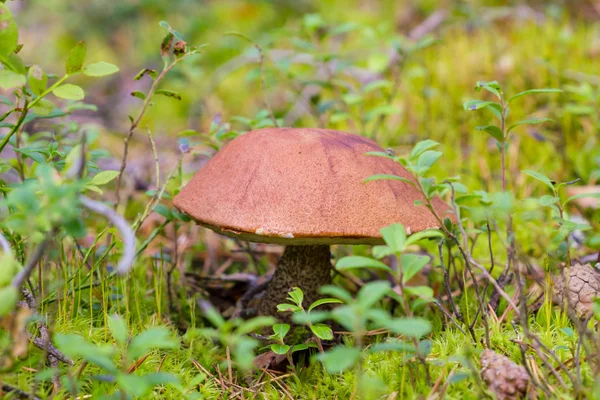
[174,128,451,317]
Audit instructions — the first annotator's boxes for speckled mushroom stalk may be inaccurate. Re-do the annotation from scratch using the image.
[173,127,452,319]
[259,245,333,316]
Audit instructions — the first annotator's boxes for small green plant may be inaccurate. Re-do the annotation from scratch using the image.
[53,315,179,399]
[191,301,275,372]
[276,286,341,353]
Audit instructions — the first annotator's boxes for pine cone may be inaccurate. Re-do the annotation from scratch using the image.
[553,263,600,319]
[480,349,530,400]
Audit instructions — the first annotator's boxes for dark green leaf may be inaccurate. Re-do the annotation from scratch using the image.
[310,324,333,340]
[130,90,146,100]
[476,125,503,142]
[522,170,554,190]
[308,298,343,312]
[155,90,182,100]
[287,287,304,307]
[134,68,157,81]
[271,324,290,339]
[270,344,290,355]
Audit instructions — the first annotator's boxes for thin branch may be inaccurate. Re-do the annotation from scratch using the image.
[11,233,54,290]
[80,196,136,275]
[1,384,40,400]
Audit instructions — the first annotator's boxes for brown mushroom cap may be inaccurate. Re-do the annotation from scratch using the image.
[174,128,451,245]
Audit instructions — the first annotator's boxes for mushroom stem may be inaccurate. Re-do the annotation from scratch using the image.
[259,245,333,317]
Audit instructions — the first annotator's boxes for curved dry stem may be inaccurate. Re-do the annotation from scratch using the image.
[80,196,136,275]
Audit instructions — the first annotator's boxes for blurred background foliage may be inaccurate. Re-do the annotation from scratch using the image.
[9,0,600,180]
[5,0,600,264]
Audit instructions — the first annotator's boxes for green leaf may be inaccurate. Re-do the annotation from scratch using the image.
[310,324,334,340]
[156,90,182,100]
[317,346,361,374]
[476,125,503,142]
[134,68,157,81]
[127,327,178,360]
[405,229,444,246]
[234,336,258,372]
[236,316,276,335]
[564,192,600,206]
[308,298,343,312]
[400,254,430,284]
[363,174,415,186]
[131,90,146,100]
[372,245,394,259]
[522,170,554,190]
[380,223,407,253]
[271,324,290,339]
[365,151,395,160]
[410,139,440,161]
[0,4,18,57]
[507,118,553,133]
[319,285,352,303]
[54,334,118,373]
[509,88,562,103]
[418,339,433,357]
[0,253,20,286]
[539,195,559,206]
[385,317,432,338]
[0,286,18,316]
[82,61,120,77]
[31,98,55,116]
[416,150,443,174]
[277,303,302,313]
[336,256,393,273]
[292,310,329,325]
[475,80,502,99]
[287,287,304,307]
[270,344,290,355]
[404,286,434,299]
[66,41,86,74]
[28,65,47,96]
[52,84,84,100]
[463,100,501,112]
[357,281,392,308]
[290,343,314,353]
[108,314,128,346]
[0,69,25,90]
[90,170,119,186]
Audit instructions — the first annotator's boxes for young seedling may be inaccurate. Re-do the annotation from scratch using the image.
[276,287,342,353]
